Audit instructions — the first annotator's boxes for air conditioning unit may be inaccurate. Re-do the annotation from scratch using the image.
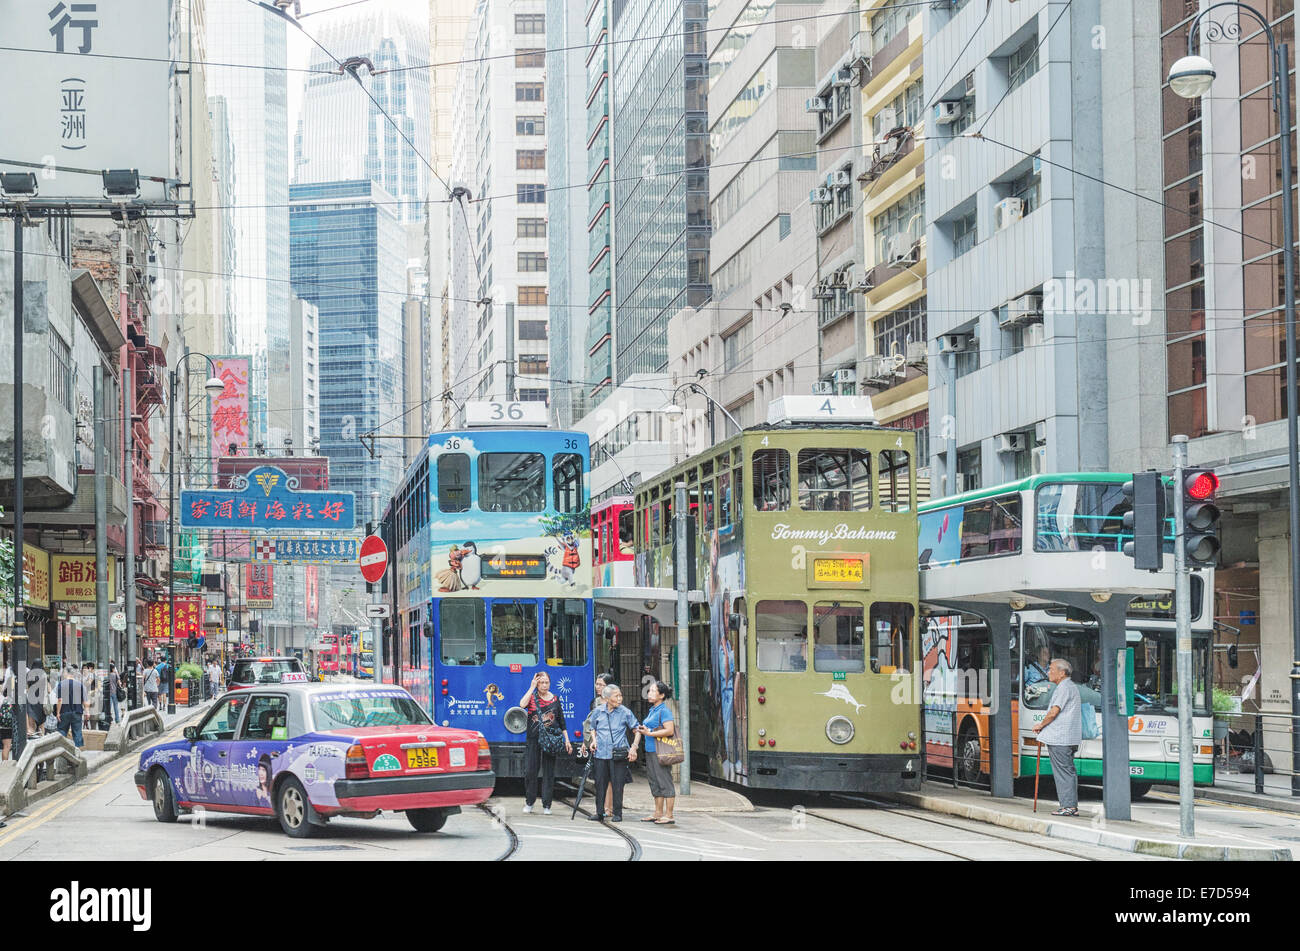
[828,169,852,187]
[906,340,928,367]
[811,380,835,396]
[833,65,855,87]
[938,333,969,354]
[995,196,1025,231]
[833,367,857,385]
[1005,292,1043,325]
[810,186,833,205]
[934,101,964,125]
[1024,321,1046,348]
[997,432,1026,453]
[1031,445,1048,474]
[887,234,917,266]
[849,36,870,72]
[806,96,831,113]
[851,276,875,293]
[827,268,849,289]
[878,136,900,159]
[876,107,899,134]
[862,355,895,386]
[813,281,835,300]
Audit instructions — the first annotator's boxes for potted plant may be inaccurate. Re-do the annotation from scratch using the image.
[1211,687,1238,743]
[177,663,203,706]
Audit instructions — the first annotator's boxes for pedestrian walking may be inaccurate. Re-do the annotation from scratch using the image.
[56,670,87,749]
[207,657,222,698]
[0,665,15,761]
[107,662,121,724]
[1032,657,1083,817]
[636,680,677,824]
[25,659,49,738]
[587,684,640,822]
[519,672,572,815]
[142,659,161,712]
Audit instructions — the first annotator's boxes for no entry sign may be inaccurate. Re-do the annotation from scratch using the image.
[359,534,388,584]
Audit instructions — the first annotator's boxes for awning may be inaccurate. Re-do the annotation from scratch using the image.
[593,586,705,627]
[71,269,126,354]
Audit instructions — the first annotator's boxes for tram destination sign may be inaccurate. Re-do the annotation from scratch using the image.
[181,465,356,531]
[483,554,548,579]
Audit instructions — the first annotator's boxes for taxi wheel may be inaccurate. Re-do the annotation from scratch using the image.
[276,777,317,838]
[406,808,449,833]
[151,769,178,823]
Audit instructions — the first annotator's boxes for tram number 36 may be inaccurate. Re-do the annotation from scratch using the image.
[489,402,527,420]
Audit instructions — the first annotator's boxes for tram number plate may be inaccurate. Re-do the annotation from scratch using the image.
[407,748,440,769]
[813,558,863,583]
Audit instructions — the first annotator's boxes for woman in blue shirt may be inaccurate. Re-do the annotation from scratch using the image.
[636,680,676,824]
[588,684,641,822]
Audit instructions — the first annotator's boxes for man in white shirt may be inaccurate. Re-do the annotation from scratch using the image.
[1032,658,1083,817]
[206,659,222,698]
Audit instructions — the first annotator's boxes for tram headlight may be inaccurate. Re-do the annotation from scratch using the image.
[504,706,528,734]
[826,716,854,745]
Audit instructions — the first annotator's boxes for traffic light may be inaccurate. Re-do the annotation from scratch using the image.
[1122,471,1166,571]
[1182,468,1221,568]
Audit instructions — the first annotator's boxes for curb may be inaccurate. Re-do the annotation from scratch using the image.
[886,791,1292,861]
[1178,785,1300,815]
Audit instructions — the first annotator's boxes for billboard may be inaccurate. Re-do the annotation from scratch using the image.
[251,535,359,564]
[216,455,330,490]
[182,465,356,531]
[0,0,174,201]
[210,356,251,456]
[246,563,274,608]
[52,553,115,602]
[147,596,204,641]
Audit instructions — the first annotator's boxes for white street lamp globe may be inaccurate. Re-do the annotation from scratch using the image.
[204,376,225,398]
[1168,55,1216,99]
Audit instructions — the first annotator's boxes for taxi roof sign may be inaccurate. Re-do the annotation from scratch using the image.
[280,671,309,683]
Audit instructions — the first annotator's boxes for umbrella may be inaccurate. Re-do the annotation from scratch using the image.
[571,752,594,820]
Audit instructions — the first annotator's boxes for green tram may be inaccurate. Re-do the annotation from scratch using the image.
[632,403,923,792]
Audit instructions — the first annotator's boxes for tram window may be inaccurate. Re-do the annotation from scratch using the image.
[878,449,911,512]
[544,599,587,666]
[957,495,1023,559]
[438,453,471,512]
[617,508,634,555]
[479,452,545,512]
[718,471,732,527]
[491,601,539,666]
[1035,482,1127,552]
[798,448,871,511]
[553,452,583,513]
[701,477,715,532]
[868,602,914,674]
[753,449,790,511]
[755,600,808,672]
[441,600,486,666]
[813,601,865,673]
[651,500,661,547]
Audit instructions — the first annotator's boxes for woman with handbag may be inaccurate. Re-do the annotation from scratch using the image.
[519,671,571,815]
[636,680,678,824]
[588,684,641,822]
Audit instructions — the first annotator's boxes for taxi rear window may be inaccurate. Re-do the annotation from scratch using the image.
[233,659,304,684]
[311,693,430,730]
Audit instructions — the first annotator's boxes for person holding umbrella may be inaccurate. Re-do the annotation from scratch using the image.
[519,671,571,815]
[587,684,641,822]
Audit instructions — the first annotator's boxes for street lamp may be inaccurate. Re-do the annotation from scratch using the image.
[1170,2,1300,798]
[661,378,743,446]
[167,354,224,714]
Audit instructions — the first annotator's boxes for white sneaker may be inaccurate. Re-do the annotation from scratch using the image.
[543,807,552,815]
[522,804,533,814]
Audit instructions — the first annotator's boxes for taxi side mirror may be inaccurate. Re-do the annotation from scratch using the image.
[183,727,198,742]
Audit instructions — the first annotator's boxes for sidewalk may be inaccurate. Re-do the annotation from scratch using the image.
[1194,769,1300,814]
[879,781,1294,860]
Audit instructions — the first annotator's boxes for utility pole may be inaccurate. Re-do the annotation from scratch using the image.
[1172,435,1194,838]
[124,367,137,675]
[94,364,110,668]
[370,491,381,677]
[674,482,690,795]
[9,211,28,761]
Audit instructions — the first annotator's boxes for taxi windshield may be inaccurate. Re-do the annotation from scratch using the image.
[311,693,430,729]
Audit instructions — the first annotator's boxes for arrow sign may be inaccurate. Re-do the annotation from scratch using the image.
[366,603,391,619]
[359,534,388,584]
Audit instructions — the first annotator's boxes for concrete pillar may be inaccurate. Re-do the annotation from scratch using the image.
[1256,525,1293,770]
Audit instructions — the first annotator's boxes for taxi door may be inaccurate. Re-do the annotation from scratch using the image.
[226,693,293,811]
[190,695,246,804]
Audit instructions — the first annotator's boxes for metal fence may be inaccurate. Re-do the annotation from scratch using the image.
[1214,710,1299,797]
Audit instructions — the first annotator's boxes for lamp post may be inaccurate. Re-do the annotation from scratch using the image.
[167,354,224,715]
[1169,2,1300,797]
[662,379,743,448]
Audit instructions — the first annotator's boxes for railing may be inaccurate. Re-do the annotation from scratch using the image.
[104,704,165,752]
[0,734,86,812]
[1214,710,1300,798]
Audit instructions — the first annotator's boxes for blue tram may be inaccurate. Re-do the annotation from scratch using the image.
[380,417,594,777]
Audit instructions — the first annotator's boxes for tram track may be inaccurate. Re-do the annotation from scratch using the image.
[555,782,642,861]
[479,803,520,861]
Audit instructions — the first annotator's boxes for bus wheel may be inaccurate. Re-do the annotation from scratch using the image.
[956,725,983,784]
[1130,781,1152,800]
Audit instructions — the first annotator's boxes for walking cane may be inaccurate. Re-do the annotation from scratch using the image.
[1032,737,1043,812]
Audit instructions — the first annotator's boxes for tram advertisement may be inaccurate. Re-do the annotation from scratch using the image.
[703,496,747,785]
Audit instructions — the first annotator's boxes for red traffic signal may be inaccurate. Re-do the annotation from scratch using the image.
[1181,468,1220,568]
[1185,470,1219,501]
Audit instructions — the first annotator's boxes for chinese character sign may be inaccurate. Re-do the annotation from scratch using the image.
[147,596,204,641]
[21,544,50,610]
[305,566,319,623]
[251,535,360,564]
[210,356,251,456]
[246,564,274,608]
[182,465,356,531]
[0,0,171,201]
[52,554,115,602]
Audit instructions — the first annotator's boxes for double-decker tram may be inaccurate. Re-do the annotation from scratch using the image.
[918,473,1215,795]
[633,397,923,792]
[380,400,594,778]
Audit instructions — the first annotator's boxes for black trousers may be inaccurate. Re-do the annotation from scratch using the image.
[523,735,556,808]
[593,757,628,817]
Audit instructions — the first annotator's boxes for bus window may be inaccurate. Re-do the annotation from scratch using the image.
[1020,625,1100,711]
[798,448,871,511]
[878,449,911,513]
[544,599,587,666]
[753,449,790,511]
[438,453,471,512]
[492,601,539,666]
[479,453,545,512]
[441,600,486,665]
[869,602,914,674]
[813,601,865,673]
[1035,481,1127,552]
[617,508,634,555]
[755,600,807,671]
[553,452,584,513]
[1132,631,1210,715]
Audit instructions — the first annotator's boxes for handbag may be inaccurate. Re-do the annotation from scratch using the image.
[603,707,629,762]
[650,705,684,765]
[536,698,567,755]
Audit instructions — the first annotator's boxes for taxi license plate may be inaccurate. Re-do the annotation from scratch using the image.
[813,558,863,583]
[406,748,439,769]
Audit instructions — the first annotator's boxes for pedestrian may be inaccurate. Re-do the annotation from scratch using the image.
[0,664,15,761]
[207,657,222,698]
[25,659,48,738]
[1032,657,1083,817]
[142,659,161,712]
[107,662,121,724]
[636,680,677,825]
[587,684,640,823]
[55,667,87,749]
[519,671,571,815]
[582,673,614,816]
[82,663,103,731]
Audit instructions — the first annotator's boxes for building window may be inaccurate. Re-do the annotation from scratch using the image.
[517,218,546,238]
[515,82,544,102]
[518,251,547,272]
[516,149,546,170]
[515,48,545,68]
[871,0,913,54]
[517,183,546,203]
[952,208,978,256]
[514,13,545,33]
[519,388,548,402]
[518,286,548,306]
[722,319,752,371]
[518,355,548,375]
[956,445,982,492]
[516,115,545,135]
[1005,158,1042,215]
[49,333,73,413]
[955,332,980,377]
[873,296,927,359]
[872,79,924,138]
[873,187,924,258]
[519,320,548,340]
[1006,33,1040,92]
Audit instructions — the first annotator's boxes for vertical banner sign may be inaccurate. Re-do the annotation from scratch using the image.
[0,0,173,202]
[147,597,204,641]
[22,544,51,610]
[305,566,319,623]
[210,356,251,456]
[246,563,274,608]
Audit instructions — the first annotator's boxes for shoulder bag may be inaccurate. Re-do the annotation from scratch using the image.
[536,697,568,756]
[604,707,630,763]
[652,706,684,766]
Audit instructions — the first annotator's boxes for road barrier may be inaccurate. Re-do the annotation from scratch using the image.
[0,733,87,814]
[104,705,165,752]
